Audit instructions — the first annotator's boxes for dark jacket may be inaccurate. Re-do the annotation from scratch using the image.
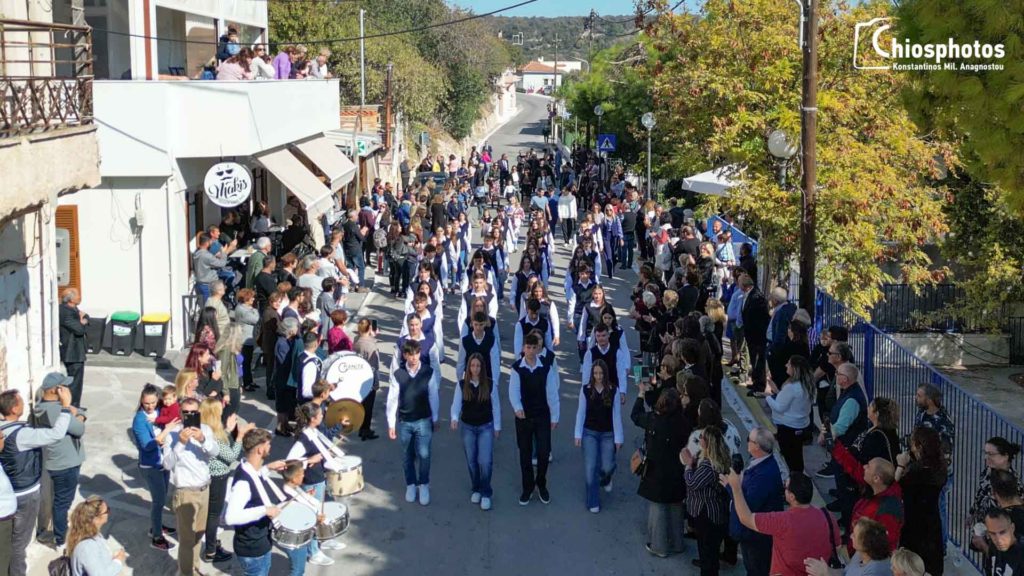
[677,284,700,317]
[768,301,797,352]
[632,397,690,504]
[739,254,758,283]
[729,454,784,542]
[741,288,770,346]
[59,303,88,364]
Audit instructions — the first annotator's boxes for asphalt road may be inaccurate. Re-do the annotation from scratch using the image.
[28,93,747,576]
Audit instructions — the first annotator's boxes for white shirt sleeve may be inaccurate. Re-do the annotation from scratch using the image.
[613,393,624,445]
[490,340,501,391]
[301,360,317,399]
[549,302,560,341]
[486,295,498,320]
[429,367,441,424]
[547,361,561,424]
[286,440,306,462]
[508,368,523,414]
[574,389,587,440]
[455,341,467,378]
[224,477,267,526]
[513,323,524,357]
[491,384,502,433]
[450,382,463,423]
[617,345,630,397]
[387,355,401,430]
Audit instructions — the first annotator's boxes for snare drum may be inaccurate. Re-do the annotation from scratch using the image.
[326,455,364,497]
[273,503,316,550]
[315,501,350,541]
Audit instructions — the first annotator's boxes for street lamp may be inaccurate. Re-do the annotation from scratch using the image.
[767,129,797,187]
[641,112,656,200]
[594,104,605,184]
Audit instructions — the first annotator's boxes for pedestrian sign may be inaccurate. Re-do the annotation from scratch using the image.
[356,140,368,156]
[597,133,617,152]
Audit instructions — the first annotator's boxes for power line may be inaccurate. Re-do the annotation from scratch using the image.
[88,0,537,46]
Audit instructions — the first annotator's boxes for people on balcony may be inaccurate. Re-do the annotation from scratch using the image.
[217,49,254,81]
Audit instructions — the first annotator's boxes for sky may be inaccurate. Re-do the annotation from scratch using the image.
[454,0,640,18]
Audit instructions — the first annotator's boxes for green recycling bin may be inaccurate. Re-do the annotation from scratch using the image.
[141,313,171,358]
[109,311,140,356]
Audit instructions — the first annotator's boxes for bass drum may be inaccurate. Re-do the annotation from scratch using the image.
[324,351,375,402]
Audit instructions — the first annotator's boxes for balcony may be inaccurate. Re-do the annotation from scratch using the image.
[93,79,342,177]
[0,19,94,138]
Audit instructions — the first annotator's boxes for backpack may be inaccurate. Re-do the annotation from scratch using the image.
[373,228,388,249]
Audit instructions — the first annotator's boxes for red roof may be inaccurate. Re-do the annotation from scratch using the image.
[520,61,561,74]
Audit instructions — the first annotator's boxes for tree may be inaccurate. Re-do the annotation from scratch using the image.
[641,0,949,314]
[896,0,1024,210]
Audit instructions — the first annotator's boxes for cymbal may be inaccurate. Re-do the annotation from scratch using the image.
[325,399,365,435]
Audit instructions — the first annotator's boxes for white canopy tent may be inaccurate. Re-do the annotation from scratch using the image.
[682,164,744,196]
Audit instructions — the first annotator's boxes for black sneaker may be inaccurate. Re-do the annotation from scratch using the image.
[816,462,835,479]
[518,491,532,506]
[162,525,177,537]
[151,536,172,551]
[538,487,550,504]
[204,546,234,563]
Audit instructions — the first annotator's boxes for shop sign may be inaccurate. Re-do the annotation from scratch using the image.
[204,162,252,207]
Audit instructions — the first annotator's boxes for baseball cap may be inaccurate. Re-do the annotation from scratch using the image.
[40,372,73,391]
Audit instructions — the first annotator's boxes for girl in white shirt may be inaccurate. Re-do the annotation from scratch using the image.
[765,354,813,474]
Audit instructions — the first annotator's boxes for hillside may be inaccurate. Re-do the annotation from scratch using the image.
[485,14,641,62]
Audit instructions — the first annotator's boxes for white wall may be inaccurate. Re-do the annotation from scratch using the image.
[0,209,60,398]
[155,0,266,29]
[57,177,191,347]
[519,72,561,93]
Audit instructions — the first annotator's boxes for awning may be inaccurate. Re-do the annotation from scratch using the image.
[682,164,744,196]
[255,147,335,226]
[294,136,356,193]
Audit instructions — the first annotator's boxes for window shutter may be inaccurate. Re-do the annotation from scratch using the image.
[55,206,81,297]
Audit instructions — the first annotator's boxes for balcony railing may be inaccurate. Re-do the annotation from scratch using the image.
[0,19,93,139]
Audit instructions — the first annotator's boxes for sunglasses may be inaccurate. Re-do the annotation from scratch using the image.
[181,410,199,416]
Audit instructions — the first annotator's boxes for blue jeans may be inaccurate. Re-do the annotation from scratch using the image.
[939,472,952,544]
[620,232,635,269]
[301,481,325,556]
[238,551,273,576]
[460,423,495,498]
[582,429,616,509]
[48,466,79,545]
[399,418,433,486]
[346,251,366,285]
[285,543,308,576]
[141,466,169,539]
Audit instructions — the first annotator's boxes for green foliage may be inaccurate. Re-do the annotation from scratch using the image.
[641,0,949,315]
[268,0,515,137]
[485,14,640,62]
[896,0,1024,211]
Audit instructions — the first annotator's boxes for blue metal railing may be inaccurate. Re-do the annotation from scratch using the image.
[815,289,1024,569]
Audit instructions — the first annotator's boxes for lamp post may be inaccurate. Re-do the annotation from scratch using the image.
[641,112,656,200]
[767,129,797,187]
[594,104,604,185]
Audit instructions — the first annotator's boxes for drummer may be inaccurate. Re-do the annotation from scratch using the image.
[223,429,287,576]
[281,460,346,574]
[284,403,347,566]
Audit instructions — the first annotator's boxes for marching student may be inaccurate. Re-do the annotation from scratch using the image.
[400,292,444,344]
[280,460,347,573]
[576,284,615,353]
[574,359,623,513]
[509,333,561,506]
[514,298,555,355]
[451,352,502,511]
[581,323,630,403]
[509,256,540,316]
[422,242,449,291]
[224,429,287,576]
[461,250,497,292]
[457,312,502,392]
[404,262,443,311]
[387,339,441,506]
[566,265,599,360]
[519,282,561,345]
[393,314,442,377]
[457,272,498,329]
[479,228,508,301]
[296,331,323,404]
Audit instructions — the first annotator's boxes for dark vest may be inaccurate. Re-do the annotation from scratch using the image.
[572,282,597,316]
[412,278,439,298]
[519,316,551,347]
[0,421,42,492]
[296,353,322,401]
[830,384,869,446]
[394,365,435,422]
[230,466,281,558]
[409,312,437,337]
[294,433,326,485]
[514,355,555,418]
[459,382,494,426]
[585,303,615,336]
[582,385,614,433]
[589,340,622,388]
[461,330,497,378]
[396,334,435,370]
[513,271,536,311]
[463,290,495,319]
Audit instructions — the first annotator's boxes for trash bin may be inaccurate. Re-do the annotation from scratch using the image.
[109,311,140,356]
[140,313,171,358]
[85,316,106,354]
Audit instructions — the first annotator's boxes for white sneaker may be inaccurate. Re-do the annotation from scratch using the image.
[321,540,347,551]
[470,492,481,504]
[405,485,417,503]
[481,497,492,511]
[604,480,613,493]
[589,506,600,513]
[418,484,431,506]
[309,552,335,566]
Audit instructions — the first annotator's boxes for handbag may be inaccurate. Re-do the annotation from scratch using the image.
[630,438,648,477]
[48,553,70,576]
[822,508,845,569]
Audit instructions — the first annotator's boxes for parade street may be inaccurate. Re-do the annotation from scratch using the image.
[25,94,748,576]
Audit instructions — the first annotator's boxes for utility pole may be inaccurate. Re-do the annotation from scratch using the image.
[552,35,559,143]
[384,61,393,152]
[359,8,366,106]
[798,0,819,316]
[588,9,595,63]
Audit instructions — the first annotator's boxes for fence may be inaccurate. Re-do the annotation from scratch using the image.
[815,289,1024,570]
[0,19,94,138]
[872,283,1014,334]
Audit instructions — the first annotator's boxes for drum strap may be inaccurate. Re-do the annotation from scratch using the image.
[310,430,346,469]
[241,462,287,520]
[284,485,321,513]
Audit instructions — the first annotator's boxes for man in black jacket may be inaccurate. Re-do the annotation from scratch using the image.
[739,243,758,284]
[58,289,88,407]
[738,274,770,396]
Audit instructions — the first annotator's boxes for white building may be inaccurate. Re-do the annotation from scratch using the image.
[0,12,101,398]
[51,0,356,351]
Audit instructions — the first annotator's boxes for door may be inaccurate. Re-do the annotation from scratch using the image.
[54,206,81,297]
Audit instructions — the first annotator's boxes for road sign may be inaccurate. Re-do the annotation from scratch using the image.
[597,133,617,152]
[356,140,368,155]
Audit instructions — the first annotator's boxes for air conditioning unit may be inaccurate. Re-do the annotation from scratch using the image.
[55,227,70,285]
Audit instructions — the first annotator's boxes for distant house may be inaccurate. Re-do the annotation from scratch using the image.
[518,58,581,93]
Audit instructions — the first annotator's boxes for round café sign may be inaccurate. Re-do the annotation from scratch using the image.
[203,162,252,208]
